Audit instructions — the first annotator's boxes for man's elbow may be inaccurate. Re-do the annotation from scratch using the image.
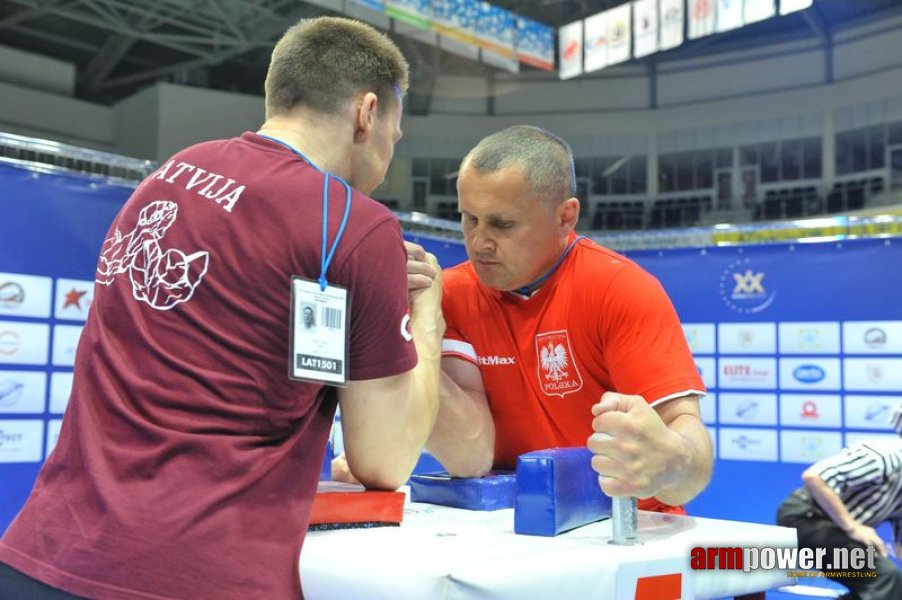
[346,458,412,491]
[436,448,494,479]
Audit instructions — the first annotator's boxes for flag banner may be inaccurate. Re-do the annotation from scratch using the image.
[607,4,632,66]
[780,0,812,15]
[432,0,479,45]
[633,0,659,59]
[385,0,431,29]
[558,20,584,79]
[659,0,684,50]
[516,17,555,71]
[716,0,743,33]
[688,0,716,39]
[583,11,609,73]
[745,0,776,23]
[476,2,516,58]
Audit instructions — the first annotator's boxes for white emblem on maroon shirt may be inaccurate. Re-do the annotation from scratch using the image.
[535,330,583,398]
[96,200,210,311]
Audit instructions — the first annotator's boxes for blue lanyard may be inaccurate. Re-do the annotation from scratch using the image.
[259,134,352,291]
[515,235,586,296]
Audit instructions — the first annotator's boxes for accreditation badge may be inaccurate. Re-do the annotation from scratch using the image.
[290,276,349,385]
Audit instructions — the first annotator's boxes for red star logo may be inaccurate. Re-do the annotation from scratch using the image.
[63,288,88,310]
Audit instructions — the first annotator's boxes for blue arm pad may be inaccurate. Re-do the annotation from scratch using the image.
[514,447,612,536]
[409,471,517,511]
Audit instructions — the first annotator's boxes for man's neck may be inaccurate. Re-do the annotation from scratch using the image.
[257,114,353,180]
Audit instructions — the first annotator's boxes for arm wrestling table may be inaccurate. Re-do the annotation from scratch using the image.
[300,500,797,600]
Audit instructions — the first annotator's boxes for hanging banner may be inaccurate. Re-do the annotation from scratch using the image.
[607,4,632,67]
[583,11,609,73]
[385,0,432,29]
[633,0,659,59]
[432,0,479,46]
[745,0,776,24]
[558,20,584,80]
[349,0,384,11]
[688,0,716,39]
[476,2,516,58]
[516,17,555,71]
[780,0,812,15]
[716,0,744,33]
[659,0,684,51]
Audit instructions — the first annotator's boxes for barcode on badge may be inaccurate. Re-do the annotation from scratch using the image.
[322,307,342,329]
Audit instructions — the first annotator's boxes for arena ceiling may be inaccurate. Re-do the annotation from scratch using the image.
[0,0,899,106]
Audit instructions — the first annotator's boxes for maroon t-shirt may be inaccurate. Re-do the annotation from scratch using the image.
[0,133,417,599]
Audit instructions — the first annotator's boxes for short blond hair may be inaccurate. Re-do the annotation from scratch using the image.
[264,16,409,118]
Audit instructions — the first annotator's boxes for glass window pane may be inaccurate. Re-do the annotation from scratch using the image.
[659,155,675,193]
[851,130,868,173]
[869,126,886,169]
[631,156,647,194]
[889,121,902,145]
[739,145,758,167]
[781,139,801,181]
[803,137,822,179]
[677,153,694,191]
[696,152,713,189]
[413,158,429,177]
[760,142,779,182]
[836,132,853,175]
[716,148,733,168]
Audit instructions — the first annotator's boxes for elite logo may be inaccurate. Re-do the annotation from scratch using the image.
[535,330,583,398]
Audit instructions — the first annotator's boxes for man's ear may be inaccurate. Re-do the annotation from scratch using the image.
[559,197,580,230]
[354,92,379,143]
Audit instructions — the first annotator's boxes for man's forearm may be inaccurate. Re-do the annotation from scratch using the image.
[803,472,857,532]
[425,370,495,477]
[655,414,713,506]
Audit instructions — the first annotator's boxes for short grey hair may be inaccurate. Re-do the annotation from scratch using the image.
[460,125,577,204]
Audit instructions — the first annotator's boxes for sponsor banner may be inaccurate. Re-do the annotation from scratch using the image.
[482,49,519,73]
[780,0,812,15]
[779,358,841,391]
[716,0,743,33]
[778,322,841,355]
[699,392,717,424]
[696,357,717,389]
[54,278,94,322]
[0,321,50,365]
[684,323,716,354]
[843,395,902,430]
[719,256,777,315]
[659,0,684,51]
[780,394,842,428]
[844,358,902,392]
[780,429,844,464]
[842,321,902,354]
[718,322,776,354]
[744,0,776,24]
[708,426,718,458]
[688,0,716,40]
[0,371,46,414]
[718,357,777,389]
[718,393,777,426]
[845,431,900,447]
[45,418,63,458]
[49,371,74,414]
[516,17,555,71]
[719,427,778,462]
[632,0,658,59]
[0,419,43,463]
[0,273,52,319]
[583,11,609,73]
[606,4,632,66]
[385,0,432,28]
[558,21,584,80]
[52,324,83,367]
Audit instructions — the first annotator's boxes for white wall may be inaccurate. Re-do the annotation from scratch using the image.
[0,44,75,96]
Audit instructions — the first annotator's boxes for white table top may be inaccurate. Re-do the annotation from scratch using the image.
[300,500,797,600]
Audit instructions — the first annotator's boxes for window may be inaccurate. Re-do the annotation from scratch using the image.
[781,139,801,181]
[760,142,779,183]
[802,137,822,179]
[868,126,885,169]
[739,145,759,167]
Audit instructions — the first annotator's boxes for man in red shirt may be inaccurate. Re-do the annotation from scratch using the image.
[413,125,712,513]
[0,17,443,600]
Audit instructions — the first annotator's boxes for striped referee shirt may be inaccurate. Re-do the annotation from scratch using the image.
[813,439,902,543]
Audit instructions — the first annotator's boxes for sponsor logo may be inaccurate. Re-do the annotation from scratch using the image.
[866,365,884,384]
[563,38,580,61]
[800,401,820,419]
[477,355,516,366]
[691,545,878,574]
[0,429,24,447]
[798,435,828,461]
[793,365,825,384]
[0,380,24,407]
[738,330,755,348]
[730,434,761,450]
[864,402,890,423]
[535,330,583,398]
[864,328,886,349]
[692,0,713,19]
[719,258,776,314]
[796,329,821,351]
[735,400,759,419]
[0,330,20,356]
[0,282,24,309]
[62,288,89,311]
[400,314,412,342]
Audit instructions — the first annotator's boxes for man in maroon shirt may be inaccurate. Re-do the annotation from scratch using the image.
[0,16,443,600]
